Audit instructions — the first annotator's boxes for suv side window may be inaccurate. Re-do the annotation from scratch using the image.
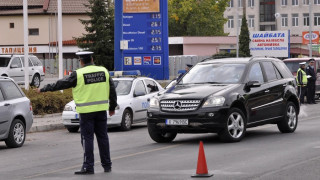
[273,64,283,79]
[145,79,159,93]
[248,63,264,83]
[30,56,42,66]
[10,57,22,68]
[134,80,147,96]
[262,62,277,81]
[1,81,23,100]
[20,57,33,67]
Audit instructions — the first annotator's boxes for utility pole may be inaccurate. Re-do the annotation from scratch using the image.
[23,0,29,90]
[58,0,63,81]
[309,0,313,57]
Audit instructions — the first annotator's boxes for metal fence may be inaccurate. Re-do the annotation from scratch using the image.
[40,55,211,79]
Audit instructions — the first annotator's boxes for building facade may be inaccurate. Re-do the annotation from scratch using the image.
[224,0,320,57]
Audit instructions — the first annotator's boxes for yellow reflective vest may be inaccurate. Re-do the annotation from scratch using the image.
[72,65,110,113]
[296,68,307,86]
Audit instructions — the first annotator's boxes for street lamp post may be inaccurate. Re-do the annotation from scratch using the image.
[309,0,313,57]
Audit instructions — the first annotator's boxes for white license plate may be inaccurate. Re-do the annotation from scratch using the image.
[75,114,79,119]
[165,119,188,125]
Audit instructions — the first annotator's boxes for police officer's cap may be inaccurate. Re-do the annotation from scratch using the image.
[76,51,93,62]
[299,62,306,65]
[308,58,315,62]
[186,64,193,68]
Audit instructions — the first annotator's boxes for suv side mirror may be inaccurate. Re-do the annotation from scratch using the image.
[10,64,19,68]
[246,81,261,88]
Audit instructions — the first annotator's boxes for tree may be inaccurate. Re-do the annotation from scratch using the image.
[75,0,114,70]
[168,0,229,36]
[239,15,251,57]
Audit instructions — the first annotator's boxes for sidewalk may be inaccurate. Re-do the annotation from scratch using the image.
[29,113,65,133]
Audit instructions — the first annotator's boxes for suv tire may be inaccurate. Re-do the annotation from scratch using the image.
[120,109,132,131]
[148,122,177,143]
[5,119,26,148]
[218,108,246,143]
[277,101,298,133]
[31,74,40,88]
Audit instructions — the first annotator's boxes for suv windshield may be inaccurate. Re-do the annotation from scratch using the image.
[0,57,11,67]
[114,80,133,95]
[180,63,246,84]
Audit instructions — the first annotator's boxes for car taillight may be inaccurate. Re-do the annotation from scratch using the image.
[30,102,33,111]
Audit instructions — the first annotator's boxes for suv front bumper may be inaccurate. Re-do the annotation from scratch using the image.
[147,107,229,133]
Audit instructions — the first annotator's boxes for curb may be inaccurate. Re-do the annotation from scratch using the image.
[29,123,65,133]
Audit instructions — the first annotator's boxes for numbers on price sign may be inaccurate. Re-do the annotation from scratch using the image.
[151,45,162,51]
[151,37,162,43]
[151,29,162,35]
[151,13,161,19]
[151,21,161,27]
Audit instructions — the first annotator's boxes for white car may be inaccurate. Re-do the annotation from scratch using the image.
[62,76,164,132]
[0,55,45,88]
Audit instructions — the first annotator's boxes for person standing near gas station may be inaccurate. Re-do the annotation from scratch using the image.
[306,58,317,104]
[36,51,117,175]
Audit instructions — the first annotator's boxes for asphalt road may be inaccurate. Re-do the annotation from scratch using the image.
[1,104,320,180]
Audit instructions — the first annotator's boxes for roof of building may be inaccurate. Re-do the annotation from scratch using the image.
[0,0,89,15]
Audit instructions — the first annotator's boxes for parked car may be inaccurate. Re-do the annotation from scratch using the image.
[0,54,45,88]
[62,75,164,132]
[147,57,300,143]
[283,57,320,99]
[0,76,33,148]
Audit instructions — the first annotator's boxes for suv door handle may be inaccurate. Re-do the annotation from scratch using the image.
[265,89,270,93]
[4,103,10,106]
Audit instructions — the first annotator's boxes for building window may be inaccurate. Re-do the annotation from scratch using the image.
[238,15,242,27]
[315,0,320,5]
[28,28,39,36]
[9,23,14,28]
[292,14,299,26]
[281,0,288,5]
[303,0,310,5]
[228,16,234,28]
[315,13,320,26]
[292,0,299,5]
[303,13,310,26]
[248,0,254,7]
[228,0,234,7]
[281,14,288,27]
[238,0,243,7]
[248,15,255,28]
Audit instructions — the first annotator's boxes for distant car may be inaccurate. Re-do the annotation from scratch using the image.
[62,75,164,132]
[0,76,33,148]
[0,54,45,88]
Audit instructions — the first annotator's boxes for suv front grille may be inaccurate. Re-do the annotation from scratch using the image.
[160,100,201,112]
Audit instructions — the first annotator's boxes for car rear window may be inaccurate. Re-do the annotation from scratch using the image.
[30,56,42,66]
[114,80,133,95]
[283,61,301,73]
[0,57,11,67]
[0,81,23,100]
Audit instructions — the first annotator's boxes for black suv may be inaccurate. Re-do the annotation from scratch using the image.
[147,57,300,142]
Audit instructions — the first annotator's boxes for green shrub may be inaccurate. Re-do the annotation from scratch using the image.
[22,88,73,115]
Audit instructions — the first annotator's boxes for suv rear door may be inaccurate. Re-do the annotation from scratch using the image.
[0,84,10,138]
[8,57,24,83]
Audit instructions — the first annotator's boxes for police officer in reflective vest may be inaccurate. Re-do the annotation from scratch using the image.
[306,58,317,104]
[37,51,117,175]
[296,62,308,104]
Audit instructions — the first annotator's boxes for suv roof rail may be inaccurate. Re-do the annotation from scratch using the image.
[201,56,232,62]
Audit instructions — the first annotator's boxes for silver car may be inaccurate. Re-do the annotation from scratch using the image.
[0,77,33,148]
[0,54,45,88]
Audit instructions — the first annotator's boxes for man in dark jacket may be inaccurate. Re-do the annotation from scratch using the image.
[36,51,117,175]
[306,58,317,104]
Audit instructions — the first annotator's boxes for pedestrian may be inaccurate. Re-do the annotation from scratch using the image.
[296,62,308,104]
[36,51,117,175]
[177,64,193,81]
[306,58,317,104]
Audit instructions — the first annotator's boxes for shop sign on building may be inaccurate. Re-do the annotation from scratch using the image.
[302,31,319,45]
[0,46,37,54]
[250,31,290,57]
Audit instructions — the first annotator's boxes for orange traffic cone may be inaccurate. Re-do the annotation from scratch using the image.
[191,141,213,178]
[64,69,67,76]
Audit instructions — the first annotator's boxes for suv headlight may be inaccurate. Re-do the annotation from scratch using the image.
[149,98,160,108]
[64,105,73,111]
[202,96,225,107]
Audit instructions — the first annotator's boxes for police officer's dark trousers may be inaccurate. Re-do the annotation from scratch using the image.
[79,111,112,171]
[307,81,316,103]
[298,86,307,104]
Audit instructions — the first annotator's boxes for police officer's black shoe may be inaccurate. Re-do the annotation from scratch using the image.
[74,168,94,175]
[104,167,112,173]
